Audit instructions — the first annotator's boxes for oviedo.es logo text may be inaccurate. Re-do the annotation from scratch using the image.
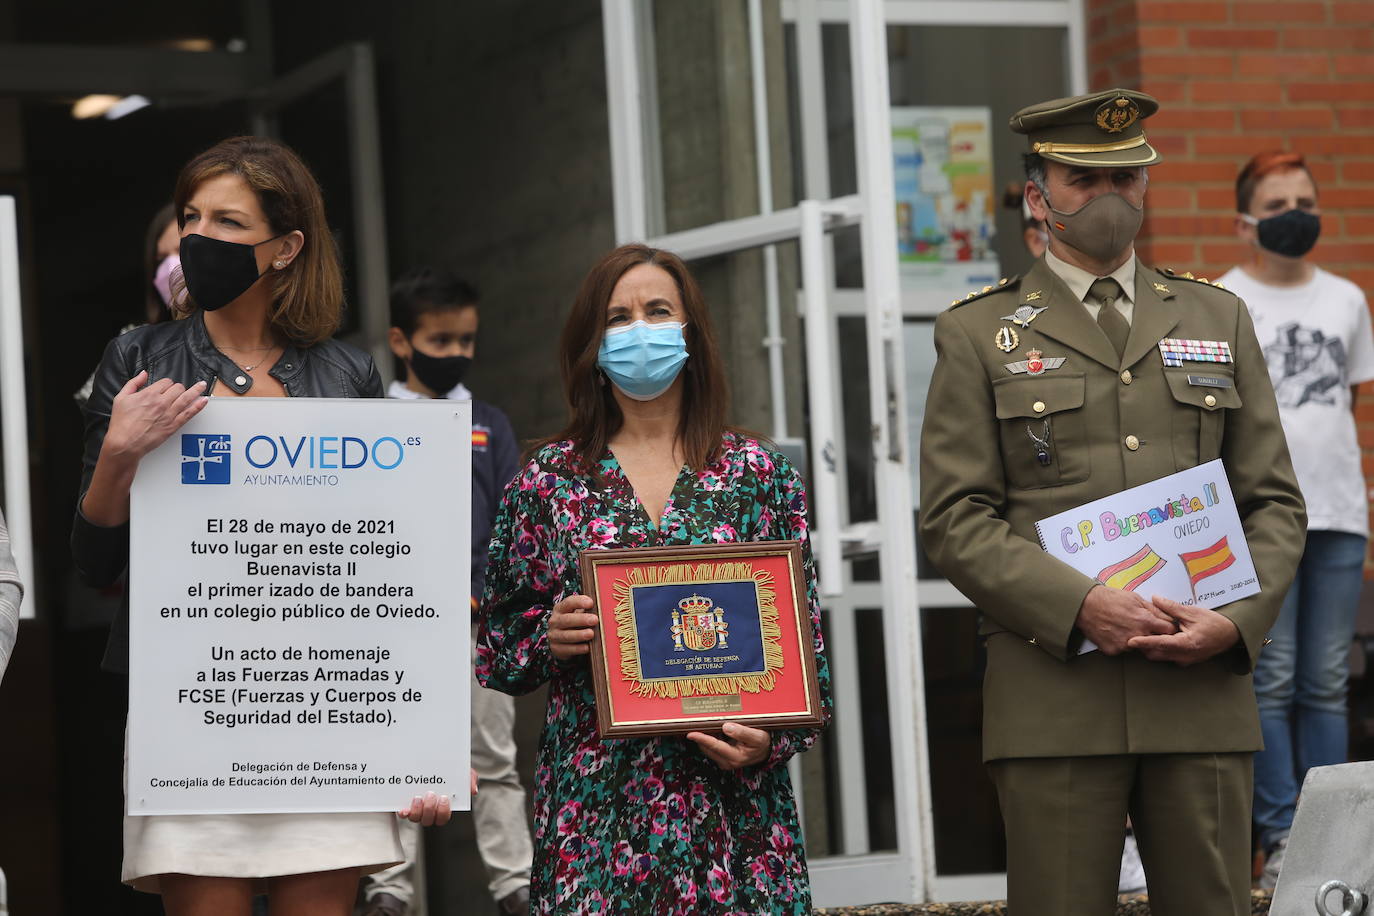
[180,432,411,487]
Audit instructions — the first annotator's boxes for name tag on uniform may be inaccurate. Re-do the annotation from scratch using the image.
[1187,374,1233,389]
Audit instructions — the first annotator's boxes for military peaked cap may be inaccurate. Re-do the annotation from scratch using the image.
[1010,88,1162,167]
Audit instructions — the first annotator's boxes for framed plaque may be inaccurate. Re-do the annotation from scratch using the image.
[580,541,823,739]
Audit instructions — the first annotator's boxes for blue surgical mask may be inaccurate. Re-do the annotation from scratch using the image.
[597,320,689,401]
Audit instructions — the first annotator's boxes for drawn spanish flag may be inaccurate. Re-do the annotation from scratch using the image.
[1179,536,1236,597]
[1097,544,1166,592]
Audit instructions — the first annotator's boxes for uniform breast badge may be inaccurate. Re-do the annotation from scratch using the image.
[1158,337,1234,368]
[995,326,1020,353]
[1002,304,1048,328]
[1005,349,1066,375]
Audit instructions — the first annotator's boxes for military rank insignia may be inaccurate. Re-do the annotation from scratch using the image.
[1001,304,1048,328]
[1005,349,1066,376]
[995,326,1020,353]
[1095,96,1140,134]
[1158,337,1233,367]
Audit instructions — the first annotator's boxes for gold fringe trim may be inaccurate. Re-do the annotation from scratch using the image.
[613,561,783,699]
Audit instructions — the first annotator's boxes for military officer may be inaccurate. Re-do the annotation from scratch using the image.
[918,89,1306,916]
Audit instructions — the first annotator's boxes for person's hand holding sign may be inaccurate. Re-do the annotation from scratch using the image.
[549,594,598,659]
[399,791,452,827]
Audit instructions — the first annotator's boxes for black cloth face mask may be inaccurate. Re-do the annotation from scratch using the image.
[408,347,471,395]
[179,232,286,312]
[1244,209,1321,259]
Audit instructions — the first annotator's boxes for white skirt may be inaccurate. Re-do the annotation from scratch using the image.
[122,732,403,892]
[123,811,404,893]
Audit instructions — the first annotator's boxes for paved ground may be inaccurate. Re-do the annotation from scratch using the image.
[817,890,1274,915]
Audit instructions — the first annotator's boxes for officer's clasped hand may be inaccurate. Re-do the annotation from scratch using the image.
[1075,584,1177,655]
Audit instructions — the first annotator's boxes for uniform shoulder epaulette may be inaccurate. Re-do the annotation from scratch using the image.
[948,275,1020,309]
[1160,267,1229,291]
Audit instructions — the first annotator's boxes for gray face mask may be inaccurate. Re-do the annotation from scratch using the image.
[1045,192,1144,262]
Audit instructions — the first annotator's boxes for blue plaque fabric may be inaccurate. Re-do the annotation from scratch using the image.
[631,579,765,680]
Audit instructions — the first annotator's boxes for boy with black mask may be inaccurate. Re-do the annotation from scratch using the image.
[362,268,532,916]
[1221,152,1374,891]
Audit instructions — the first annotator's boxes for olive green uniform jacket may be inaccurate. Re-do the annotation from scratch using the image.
[918,256,1306,762]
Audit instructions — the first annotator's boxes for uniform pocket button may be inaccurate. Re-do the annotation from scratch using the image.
[1204,394,1217,407]
[1033,400,1046,413]
[1124,435,1140,451]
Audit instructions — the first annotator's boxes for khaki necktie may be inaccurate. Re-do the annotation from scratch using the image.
[1091,277,1129,359]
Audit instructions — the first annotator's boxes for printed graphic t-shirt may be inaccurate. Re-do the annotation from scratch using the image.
[1221,265,1374,537]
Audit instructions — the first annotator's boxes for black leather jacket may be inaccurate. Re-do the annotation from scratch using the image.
[71,311,384,673]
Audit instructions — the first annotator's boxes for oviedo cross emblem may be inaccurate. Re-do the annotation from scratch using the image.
[671,594,729,652]
[180,433,232,484]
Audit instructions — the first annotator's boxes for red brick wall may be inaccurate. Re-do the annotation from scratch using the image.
[1089,0,1374,548]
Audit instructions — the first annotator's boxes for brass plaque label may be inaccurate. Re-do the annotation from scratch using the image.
[681,694,743,715]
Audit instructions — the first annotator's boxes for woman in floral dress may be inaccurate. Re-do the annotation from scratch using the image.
[477,244,832,915]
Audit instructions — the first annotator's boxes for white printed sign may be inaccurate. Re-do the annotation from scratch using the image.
[128,398,470,815]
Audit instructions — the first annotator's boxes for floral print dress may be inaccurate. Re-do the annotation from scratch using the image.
[477,433,832,915]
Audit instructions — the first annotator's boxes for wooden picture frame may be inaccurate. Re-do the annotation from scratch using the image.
[580,541,824,739]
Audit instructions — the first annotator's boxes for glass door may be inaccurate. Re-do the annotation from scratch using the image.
[603,0,931,905]
[784,0,1085,901]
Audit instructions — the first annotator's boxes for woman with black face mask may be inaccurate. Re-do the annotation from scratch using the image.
[1220,151,1374,891]
[72,136,444,914]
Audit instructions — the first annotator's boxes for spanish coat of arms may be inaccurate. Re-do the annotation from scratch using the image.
[671,594,730,651]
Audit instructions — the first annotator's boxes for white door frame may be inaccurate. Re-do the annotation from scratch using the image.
[0,198,34,618]
[602,0,934,905]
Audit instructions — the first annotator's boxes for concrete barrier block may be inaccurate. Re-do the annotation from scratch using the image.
[1271,761,1374,916]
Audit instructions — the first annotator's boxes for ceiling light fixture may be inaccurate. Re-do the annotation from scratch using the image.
[71,94,152,120]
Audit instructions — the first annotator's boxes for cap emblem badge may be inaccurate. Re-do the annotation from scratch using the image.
[1095,97,1139,134]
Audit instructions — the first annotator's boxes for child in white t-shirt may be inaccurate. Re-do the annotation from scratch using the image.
[1221,151,1374,890]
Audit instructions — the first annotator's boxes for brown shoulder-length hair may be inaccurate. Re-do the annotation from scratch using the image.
[172,136,343,346]
[545,244,736,475]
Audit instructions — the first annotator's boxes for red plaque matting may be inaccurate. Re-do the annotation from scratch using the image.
[580,541,823,739]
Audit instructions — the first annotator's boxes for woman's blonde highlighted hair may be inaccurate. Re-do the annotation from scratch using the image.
[173,136,342,345]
